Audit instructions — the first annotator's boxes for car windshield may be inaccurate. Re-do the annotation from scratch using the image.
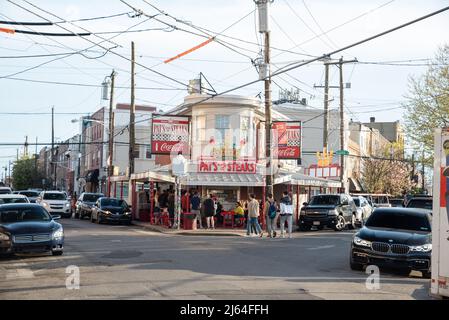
[43,193,66,200]
[0,206,51,223]
[20,191,39,197]
[0,198,28,204]
[353,198,360,206]
[309,195,340,206]
[407,199,433,210]
[84,194,103,202]
[101,198,126,208]
[0,189,12,194]
[365,210,431,232]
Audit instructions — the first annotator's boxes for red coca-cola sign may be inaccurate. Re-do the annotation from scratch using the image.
[151,116,190,155]
[272,121,302,160]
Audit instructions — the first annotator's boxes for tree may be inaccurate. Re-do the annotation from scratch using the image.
[403,45,449,163]
[12,157,43,190]
[361,158,413,196]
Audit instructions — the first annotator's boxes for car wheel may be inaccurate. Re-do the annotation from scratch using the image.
[348,214,356,230]
[333,215,346,231]
[52,250,63,256]
[350,258,364,271]
[422,271,431,279]
[298,225,311,231]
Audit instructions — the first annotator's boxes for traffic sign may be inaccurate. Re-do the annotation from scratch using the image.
[335,150,349,155]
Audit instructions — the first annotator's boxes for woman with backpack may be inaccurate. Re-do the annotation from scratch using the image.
[265,193,278,238]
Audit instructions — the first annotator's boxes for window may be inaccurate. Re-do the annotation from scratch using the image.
[215,115,230,146]
[145,145,151,159]
[196,115,206,142]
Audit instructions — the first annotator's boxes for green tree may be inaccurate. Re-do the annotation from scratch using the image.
[403,45,449,163]
[12,157,43,190]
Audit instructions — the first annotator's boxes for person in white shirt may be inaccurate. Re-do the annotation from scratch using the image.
[279,191,294,238]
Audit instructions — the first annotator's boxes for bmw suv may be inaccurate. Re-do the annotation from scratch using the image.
[298,194,358,231]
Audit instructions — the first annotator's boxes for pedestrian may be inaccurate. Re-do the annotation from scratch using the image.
[181,190,190,213]
[203,194,216,229]
[265,193,278,238]
[190,190,203,229]
[234,201,244,225]
[215,200,223,226]
[279,191,294,238]
[247,193,263,237]
[168,190,175,228]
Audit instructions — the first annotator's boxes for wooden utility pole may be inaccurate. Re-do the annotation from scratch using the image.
[256,0,273,196]
[108,70,116,195]
[422,150,425,191]
[129,42,136,178]
[339,57,345,192]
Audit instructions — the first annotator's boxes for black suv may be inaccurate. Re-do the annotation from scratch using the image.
[298,194,358,231]
[75,192,104,219]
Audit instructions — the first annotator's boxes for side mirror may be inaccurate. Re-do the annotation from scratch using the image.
[52,215,61,220]
[302,202,308,206]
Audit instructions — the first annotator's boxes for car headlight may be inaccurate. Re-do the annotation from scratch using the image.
[124,212,130,215]
[328,210,338,216]
[353,236,372,248]
[42,202,49,208]
[65,203,70,207]
[0,232,9,241]
[52,228,64,240]
[410,244,432,252]
[104,211,111,215]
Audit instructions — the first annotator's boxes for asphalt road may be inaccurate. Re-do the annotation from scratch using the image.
[0,218,432,300]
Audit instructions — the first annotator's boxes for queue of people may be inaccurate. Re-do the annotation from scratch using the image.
[149,187,294,237]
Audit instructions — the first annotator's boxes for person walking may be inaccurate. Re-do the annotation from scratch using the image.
[247,194,263,237]
[265,193,278,238]
[279,191,294,238]
[190,191,202,229]
[203,194,216,229]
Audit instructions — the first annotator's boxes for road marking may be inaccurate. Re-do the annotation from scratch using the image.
[110,240,122,243]
[6,268,35,280]
[307,245,335,250]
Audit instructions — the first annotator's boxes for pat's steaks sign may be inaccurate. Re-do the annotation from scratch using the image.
[151,116,190,155]
[198,159,256,174]
[272,121,302,159]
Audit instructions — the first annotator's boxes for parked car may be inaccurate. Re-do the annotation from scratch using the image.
[75,192,104,219]
[350,207,432,278]
[90,197,131,225]
[0,187,12,195]
[404,193,429,207]
[0,194,30,204]
[298,194,358,231]
[0,203,64,256]
[36,191,72,218]
[13,190,40,203]
[390,198,404,207]
[353,196,373,227]
[352,193,392,208]
[405,196,433,212]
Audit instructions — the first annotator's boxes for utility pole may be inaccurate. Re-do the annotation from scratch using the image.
[255,0,273,195]
[24,135,28,157]
[8,161,11,187]
[108,70,116,196]
[129,42,136,178]
[411,153,415,183]
[51,106,56,189]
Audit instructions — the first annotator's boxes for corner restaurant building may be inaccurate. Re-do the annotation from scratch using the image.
[110,93,341,225]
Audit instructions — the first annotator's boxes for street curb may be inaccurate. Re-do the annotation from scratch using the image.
[131,222,245,237]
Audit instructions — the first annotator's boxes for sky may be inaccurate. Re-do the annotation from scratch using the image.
[1,0,449,172]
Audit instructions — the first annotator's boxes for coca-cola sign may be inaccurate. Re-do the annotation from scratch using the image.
[151,116,190,155]
[272,121,302,160]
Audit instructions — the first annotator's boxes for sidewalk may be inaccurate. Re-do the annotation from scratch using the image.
[131,220,248,237]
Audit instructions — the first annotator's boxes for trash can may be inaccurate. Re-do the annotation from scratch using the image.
[182,213,197,230]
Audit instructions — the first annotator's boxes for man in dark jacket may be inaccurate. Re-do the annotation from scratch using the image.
[190,191,202,228]
[203,194,216,229]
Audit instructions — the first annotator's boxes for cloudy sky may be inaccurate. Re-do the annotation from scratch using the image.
[1,0,449,171]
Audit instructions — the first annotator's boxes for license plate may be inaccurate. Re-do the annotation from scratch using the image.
[313,221,320,226]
